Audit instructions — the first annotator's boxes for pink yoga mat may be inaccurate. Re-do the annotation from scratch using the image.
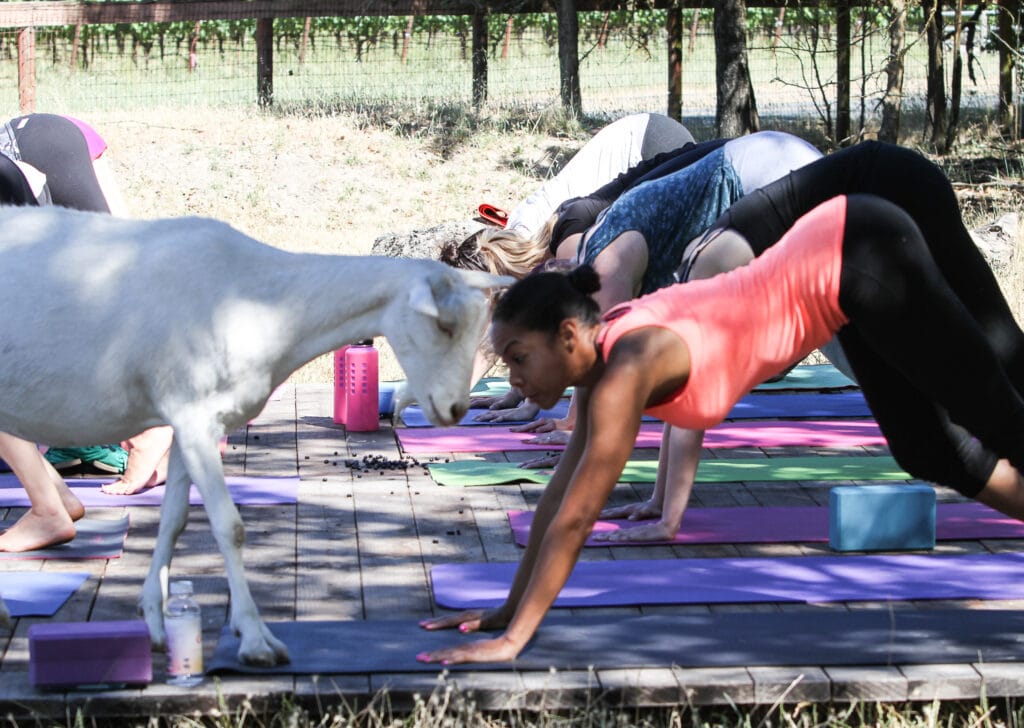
[508,501,1024,547]
[398,419,885,454]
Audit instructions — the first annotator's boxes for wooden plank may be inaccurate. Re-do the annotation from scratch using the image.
[518,669,600,710]
[0,0,752,30]
[974,662,1024,697]
[596,667,682,707]
[673,666,756,705]
[748,666,831,703]
[900,664,982,701]
[824,665,908,702]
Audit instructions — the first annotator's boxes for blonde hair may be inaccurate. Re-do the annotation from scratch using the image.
[439,214,560,280]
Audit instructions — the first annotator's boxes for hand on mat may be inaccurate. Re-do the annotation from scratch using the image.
[416,635,520,665]
[511,415,571,434]
[592,520,678,543]
[419,608,509,634]
[520,429,571,446]
[599,499,662,521]
[518,452,562,469]
[473,401,540,423]
[468,390,524,411]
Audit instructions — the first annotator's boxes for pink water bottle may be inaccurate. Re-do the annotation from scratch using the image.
[333,346,351,425]
[345,340,379,432]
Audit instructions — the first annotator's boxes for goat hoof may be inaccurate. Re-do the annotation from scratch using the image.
[238,627,291,666]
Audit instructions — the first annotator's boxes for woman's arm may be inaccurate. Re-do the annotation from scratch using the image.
[418,330,688,664]
[418,386,594,635]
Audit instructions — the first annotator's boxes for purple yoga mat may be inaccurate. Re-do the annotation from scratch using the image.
[508,502,1024,547]
[431,551,1024,609]
[0,571,90,616]
[398,419,885,454]
[0,474,299,507]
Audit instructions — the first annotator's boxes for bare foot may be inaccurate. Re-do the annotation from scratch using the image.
[0,509,76,552]
[100,478,154,496]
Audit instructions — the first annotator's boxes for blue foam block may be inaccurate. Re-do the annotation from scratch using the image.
[379,381,401,415]
[829,484,936,552]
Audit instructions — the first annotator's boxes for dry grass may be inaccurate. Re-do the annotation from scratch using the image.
[91,104,1023,384]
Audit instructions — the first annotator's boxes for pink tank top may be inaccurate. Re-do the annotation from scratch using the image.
[598,195,850,429]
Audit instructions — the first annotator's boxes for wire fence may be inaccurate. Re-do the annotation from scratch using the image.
[0,9,1006,137]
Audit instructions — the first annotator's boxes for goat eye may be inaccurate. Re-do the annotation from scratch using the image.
[437,321,454,338]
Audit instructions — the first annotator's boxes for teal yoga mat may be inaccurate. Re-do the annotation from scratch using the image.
[469,364,855,398]
[427,455,911,487]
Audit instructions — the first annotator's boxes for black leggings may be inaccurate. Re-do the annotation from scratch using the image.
[0,154,38,206]
[9,114,109,213]
[718,141,1024,390]
[836,195,1024,496]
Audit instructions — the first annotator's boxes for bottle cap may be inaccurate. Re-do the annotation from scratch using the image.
[356,339,373,346]
[169,580,194,595]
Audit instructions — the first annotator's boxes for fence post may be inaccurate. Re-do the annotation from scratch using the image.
[256,17,273,108]
[18,26,36,115]
[667,3,683,121]
[836,0,851,144]
[472,9,488,108]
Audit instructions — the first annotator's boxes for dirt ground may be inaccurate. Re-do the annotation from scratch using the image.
[86,107,1024,384]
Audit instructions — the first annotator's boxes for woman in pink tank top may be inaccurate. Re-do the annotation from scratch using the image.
[416,193,1024,666]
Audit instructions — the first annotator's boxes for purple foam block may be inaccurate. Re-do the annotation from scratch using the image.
[29,620,153,689]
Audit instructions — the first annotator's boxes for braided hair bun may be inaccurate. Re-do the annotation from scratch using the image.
[566,264,601,296]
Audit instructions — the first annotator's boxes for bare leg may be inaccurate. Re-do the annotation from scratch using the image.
[101,426,173,495]
[0,432,82,551]
[976,459,1024,521]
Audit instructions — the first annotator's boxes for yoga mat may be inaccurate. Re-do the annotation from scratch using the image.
[401,391,871,427]
[431,551,1024,609]
[0,475,299,507]
[0,515,130,560]
[206,608,1024,674]
[467,365,855,400]
[398,419,885,454]
[427,455,909,487]
[508,502,1024,547]
[0,571,90,617]
[754,363,857,391]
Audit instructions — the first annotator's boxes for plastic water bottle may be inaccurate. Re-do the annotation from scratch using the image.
[345,340,379,432]
[164,580,204,686]
[332,346,351,425]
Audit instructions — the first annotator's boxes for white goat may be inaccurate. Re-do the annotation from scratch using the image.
[0,205,509,665]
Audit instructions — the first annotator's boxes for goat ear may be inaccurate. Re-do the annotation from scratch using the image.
[456,269,517,291]
[408,279,440,319]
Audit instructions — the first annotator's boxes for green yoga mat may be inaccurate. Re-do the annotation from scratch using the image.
[468,364,855,399]
[427,455,910,487]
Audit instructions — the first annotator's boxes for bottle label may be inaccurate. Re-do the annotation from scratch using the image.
[165,615,204,675]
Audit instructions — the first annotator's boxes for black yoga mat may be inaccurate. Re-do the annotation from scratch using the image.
[206,609,1024,675]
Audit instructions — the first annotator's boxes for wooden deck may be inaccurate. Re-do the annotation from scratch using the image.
[3,382,1024,720]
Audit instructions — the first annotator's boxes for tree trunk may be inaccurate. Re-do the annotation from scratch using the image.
[557,0,582,116]
[878,0,907,143]
[946,0,965,149]
[714,0,759,136]
[924,0,949,150]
